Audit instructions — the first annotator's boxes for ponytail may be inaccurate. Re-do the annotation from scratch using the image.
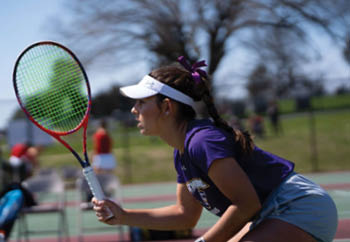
[202,90,254,155]
[152,56,255,155]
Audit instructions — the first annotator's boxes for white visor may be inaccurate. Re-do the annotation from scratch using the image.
[120,75,195,108]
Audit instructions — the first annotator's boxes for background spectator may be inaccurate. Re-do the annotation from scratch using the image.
[92,119,117,174]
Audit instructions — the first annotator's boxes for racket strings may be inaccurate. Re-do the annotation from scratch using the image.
[15,44,89,132]
[17,73,86,130]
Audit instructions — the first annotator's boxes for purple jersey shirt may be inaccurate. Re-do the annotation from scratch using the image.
[174,119,294,217]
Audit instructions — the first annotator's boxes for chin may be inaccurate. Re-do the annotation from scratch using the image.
[140,130,151,136]
[140,129,155,136]
[139,129,148,135]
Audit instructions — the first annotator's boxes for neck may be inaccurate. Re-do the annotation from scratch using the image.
[159,120,188,153]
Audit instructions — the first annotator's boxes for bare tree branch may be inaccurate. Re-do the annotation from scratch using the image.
[49,0,349,90]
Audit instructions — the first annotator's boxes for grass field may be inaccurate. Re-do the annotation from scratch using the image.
[26,108,350,184]
[278,94,350,114]
[255,110,350,172]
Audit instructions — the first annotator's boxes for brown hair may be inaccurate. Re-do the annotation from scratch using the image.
[149,65,254,155]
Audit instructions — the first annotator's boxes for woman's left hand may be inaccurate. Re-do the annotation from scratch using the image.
[92,197,123,225]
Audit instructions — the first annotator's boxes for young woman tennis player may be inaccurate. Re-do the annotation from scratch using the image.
[93,57,338,242]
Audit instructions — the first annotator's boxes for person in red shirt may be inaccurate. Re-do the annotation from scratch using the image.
[8,143,41,182]
[9,143,29,166]
[92,119,117,173]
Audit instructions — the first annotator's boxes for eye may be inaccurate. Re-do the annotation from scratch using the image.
[135,99,145,107]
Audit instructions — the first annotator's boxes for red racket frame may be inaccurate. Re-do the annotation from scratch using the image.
[13,41,92,167]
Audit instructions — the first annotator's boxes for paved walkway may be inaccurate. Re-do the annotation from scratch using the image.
[8,171,350,242]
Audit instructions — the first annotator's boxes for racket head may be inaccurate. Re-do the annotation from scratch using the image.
[13,41,92,137]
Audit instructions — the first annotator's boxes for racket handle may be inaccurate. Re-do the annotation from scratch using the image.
[83,166,105,200]
[83,166,114,220]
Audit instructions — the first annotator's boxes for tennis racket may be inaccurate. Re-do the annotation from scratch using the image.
[13,41,113,217]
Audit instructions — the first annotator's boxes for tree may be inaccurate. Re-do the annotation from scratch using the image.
[339,33,349,93]
[11,108,27,120]
[52,0,349,91]
[246,64,273,97]
[343,33,350,65]
[244,22,330,99]
[91,85,134,118]
[12,85,135,122]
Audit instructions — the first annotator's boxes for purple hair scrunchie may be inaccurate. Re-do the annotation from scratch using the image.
[177,56,208,84]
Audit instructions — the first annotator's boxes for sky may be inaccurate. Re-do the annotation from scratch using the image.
[0,1,349,131]
[0,0,142,130]
[0,1,62,130]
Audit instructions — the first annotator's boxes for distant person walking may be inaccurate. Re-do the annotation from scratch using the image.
[267,100,282,136]
[248,114,265,139]
[92,119,117,174]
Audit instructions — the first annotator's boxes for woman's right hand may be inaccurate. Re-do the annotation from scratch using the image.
[92,197,124,225]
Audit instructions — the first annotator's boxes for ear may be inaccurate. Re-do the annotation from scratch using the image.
[161,98,174,116]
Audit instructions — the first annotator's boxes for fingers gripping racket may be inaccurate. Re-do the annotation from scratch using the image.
[13,41,113,218]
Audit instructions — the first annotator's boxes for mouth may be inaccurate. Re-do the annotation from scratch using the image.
[136,120,142,128]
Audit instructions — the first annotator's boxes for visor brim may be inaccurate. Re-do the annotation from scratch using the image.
[120,85,158,99]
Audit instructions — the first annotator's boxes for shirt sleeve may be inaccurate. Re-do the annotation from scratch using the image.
[187,128,237,173]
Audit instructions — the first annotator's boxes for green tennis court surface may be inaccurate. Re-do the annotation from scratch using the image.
[8,171,350,242]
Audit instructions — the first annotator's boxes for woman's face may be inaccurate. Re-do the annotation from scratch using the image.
[131,96,162,136]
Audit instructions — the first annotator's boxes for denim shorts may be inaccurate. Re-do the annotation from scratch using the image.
[251,172,338,242]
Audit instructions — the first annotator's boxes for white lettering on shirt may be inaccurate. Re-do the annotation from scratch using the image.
[186,178,221,215]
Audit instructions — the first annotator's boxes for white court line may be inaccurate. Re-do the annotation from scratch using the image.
[339,211,350,216]
[332,190,350,196]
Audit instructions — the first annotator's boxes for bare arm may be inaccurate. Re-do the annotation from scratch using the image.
[201,157,261,242]
[93,183,203,230]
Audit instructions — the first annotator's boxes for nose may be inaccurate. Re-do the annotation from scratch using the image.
[131,106,137,115]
